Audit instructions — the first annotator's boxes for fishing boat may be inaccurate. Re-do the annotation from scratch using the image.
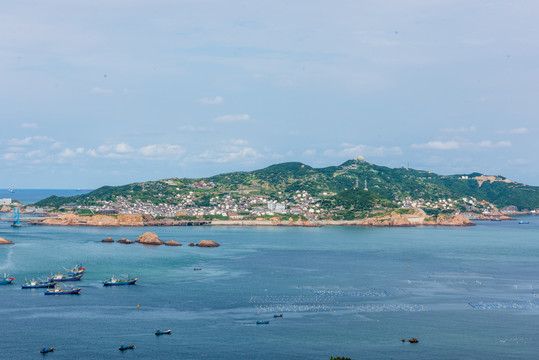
[44,285,81,295]
[103,275,138,286]
[40,347,55,354]
[48,273,83,282]
[118,344,135,351]
[256,320,269,325]
[21,279,55,289]
[274,314,283,318]
[155,329,172,335]
[67,264,85,276]
[519,221,530,224]
[0,274,14,285]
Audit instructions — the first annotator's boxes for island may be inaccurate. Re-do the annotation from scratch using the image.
[3,158,538,227]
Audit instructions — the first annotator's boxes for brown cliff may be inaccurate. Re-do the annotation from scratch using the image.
[39,214,143,226]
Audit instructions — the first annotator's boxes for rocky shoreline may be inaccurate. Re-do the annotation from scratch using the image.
[30,210,475,227]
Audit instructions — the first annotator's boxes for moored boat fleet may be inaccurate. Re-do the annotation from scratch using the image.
[0,264,138,295]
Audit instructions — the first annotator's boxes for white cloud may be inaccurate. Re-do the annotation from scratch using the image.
[230,139,248,146]
[324,143,403,157]
[498,127,529,135]
[441,126,476,133]
[97,143,134,154]
[139,144,184,157]
[59,148,76,158]
[412,139,511,150]
[303,149,316,156]
[214,114,251,122]
[199,96,224,105]
[477,140,511,148]
[21,122,38,129]
[7,136,54,146]
[91,87,114,95]
[2,153,16,161]
[411,141,460,150]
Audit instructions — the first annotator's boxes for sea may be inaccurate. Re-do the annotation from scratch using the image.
[0,189,93,205]
[0,193,538,359]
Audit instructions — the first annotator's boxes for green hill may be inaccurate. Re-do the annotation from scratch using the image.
[34,160,539,213]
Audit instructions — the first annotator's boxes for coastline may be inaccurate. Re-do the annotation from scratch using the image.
[27,211,476,227]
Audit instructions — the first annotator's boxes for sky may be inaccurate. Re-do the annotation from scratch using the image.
[1,0,539,188]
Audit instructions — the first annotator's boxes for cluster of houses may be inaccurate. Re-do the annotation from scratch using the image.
[65,189,326,220]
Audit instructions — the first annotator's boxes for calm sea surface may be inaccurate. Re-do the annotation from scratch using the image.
[0,217,538,359]
[0,189,93,205]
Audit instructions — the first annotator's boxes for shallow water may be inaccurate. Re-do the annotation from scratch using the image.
[0,217,538,359]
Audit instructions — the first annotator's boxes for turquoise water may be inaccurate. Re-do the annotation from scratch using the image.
[0,218,538,359]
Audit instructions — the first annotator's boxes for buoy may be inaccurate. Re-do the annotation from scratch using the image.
[407,265,410,268]
[401,338,405,342]
[137,304,140,309]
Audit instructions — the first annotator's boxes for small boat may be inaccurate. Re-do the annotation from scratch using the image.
[408,338,419,343]
[44,285,81,295]
[119,344,135,351]
[0,274,14,285]
[103,275,138,286]
[519,221,530,224]
[40,347,55,354]
[66,264,85,276]
[193,268,202,271]
[155,329,172,335]
[274,314,283,318]
[256,321,269,325]
[48,273,83,282]
[21,279,55,289]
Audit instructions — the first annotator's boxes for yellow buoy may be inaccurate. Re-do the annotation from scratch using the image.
[137,304,140,309]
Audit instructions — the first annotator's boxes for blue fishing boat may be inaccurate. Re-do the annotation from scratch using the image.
[48,273,83,282]
[155,329,172,335]
[21,279,55,289]
[40,347,55,354]
[67,264,85,276]
[0,274,14,285]
[256,320,269,325]
[44,285,81,295]
[103,275,138,286]
[519,221,530,224]
[118,344,135,351]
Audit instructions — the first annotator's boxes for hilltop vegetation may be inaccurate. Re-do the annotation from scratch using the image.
[35,160,539,218]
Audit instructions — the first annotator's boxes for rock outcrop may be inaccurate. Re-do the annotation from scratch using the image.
[164,240,181,246]
[197,240,220,247]
[435,214,475,226]
[188,242,195,247]
[136,232,164,245]
[39,214,143,226]
[117,238,133,244]
[101,237,114,243]
[0,237,13,244]
[0,205,11,212]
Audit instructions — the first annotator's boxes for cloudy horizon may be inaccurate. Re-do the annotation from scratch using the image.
[1,1,538,188]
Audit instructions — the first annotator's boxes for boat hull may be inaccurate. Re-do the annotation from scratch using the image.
[22,282,55,289]
[49,276,83,282]
[103,279,137,286]
[44,288,81,295]
[0,279,14,285]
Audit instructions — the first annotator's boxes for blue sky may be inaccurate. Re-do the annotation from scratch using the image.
[1,0,538,188]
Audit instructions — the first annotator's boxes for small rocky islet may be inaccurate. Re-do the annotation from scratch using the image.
[101,232,219,247]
